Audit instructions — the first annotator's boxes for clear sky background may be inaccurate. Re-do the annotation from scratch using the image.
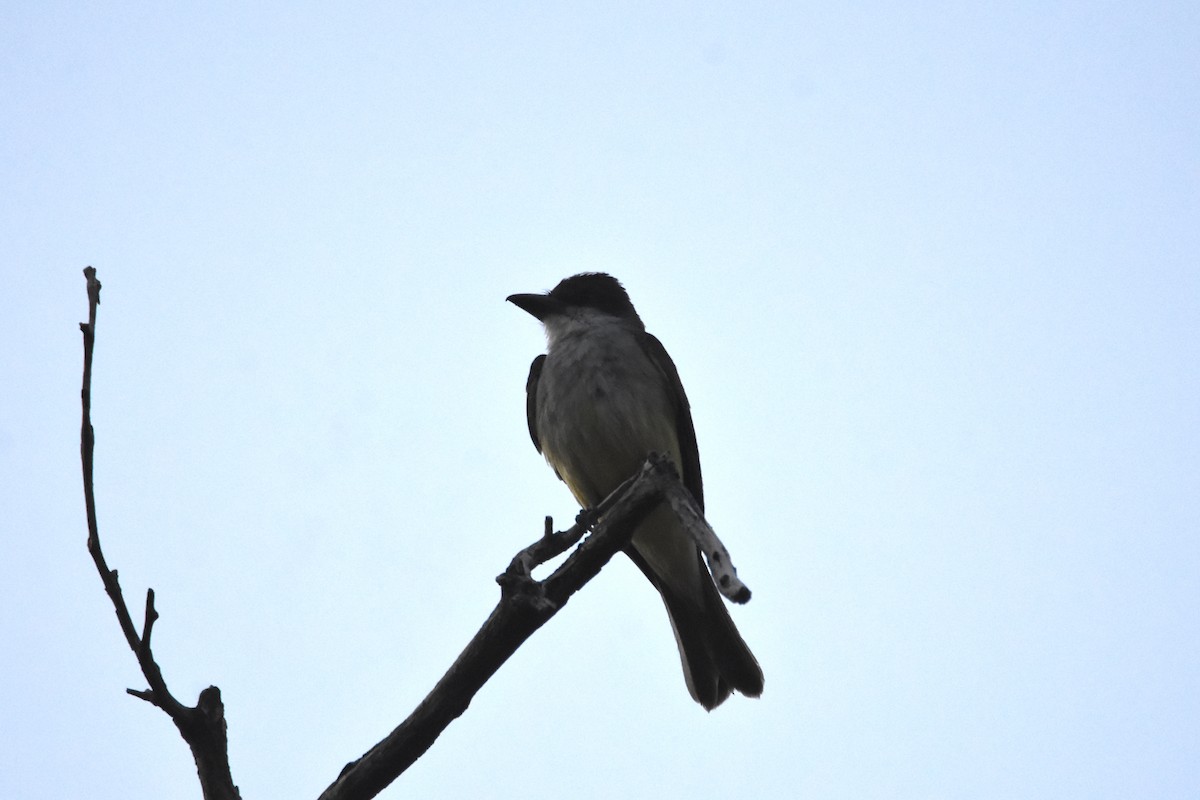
[3,2,1198,798]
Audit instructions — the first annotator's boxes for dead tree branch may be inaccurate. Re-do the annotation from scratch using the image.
[317,455,682,800]
[79,267,241,800]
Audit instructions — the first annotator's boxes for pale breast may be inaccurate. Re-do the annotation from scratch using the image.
[536,323,681,506]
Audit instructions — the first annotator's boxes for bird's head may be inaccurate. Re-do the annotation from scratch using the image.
[507,273,643,331]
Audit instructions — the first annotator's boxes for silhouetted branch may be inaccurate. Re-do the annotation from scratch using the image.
[318,454,679,800]
[79,267,241,800]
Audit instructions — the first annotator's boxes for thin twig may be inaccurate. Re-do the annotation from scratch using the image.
[141,587,159,649]
[661,478,752,603]
[79,268,241,800]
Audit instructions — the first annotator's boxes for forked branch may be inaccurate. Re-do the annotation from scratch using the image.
[79,267,241,800]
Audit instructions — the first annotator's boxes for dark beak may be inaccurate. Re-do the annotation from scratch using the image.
[506,292,564,321]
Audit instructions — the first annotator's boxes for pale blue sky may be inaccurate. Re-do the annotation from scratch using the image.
[3,3,1198,798]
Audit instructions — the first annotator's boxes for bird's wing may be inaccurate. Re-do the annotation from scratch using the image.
[524,354,546,453]
[637,333,704,511]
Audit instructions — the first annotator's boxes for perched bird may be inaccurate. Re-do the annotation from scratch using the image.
[507,273,763,709]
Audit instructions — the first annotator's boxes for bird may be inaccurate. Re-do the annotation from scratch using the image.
[507,272,763,709]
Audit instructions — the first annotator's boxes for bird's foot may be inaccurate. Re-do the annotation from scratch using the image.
[575,507,598,530]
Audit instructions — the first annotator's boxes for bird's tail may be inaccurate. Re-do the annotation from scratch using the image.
[633,548,764,710]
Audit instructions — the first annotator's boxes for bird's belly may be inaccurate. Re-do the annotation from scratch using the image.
[535,335,702,601]
[536,354,679,507]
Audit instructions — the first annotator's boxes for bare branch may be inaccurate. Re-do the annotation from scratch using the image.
[661,478,752,603]
[318,456,674,800]
[79,268,241,800]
